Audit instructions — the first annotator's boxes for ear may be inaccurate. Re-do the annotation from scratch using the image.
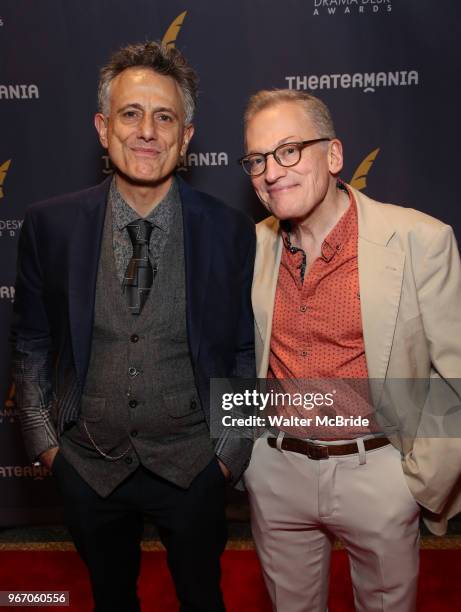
[94,113,109,149]
[180,123,195,158]
[328,139,344,175]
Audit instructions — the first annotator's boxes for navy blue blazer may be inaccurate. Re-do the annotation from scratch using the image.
[11,176,256,481]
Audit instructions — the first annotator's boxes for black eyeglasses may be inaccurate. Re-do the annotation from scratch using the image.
[238,138,331,176]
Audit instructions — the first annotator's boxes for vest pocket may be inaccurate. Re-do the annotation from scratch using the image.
[163,390,202,418]
[79,394,105,422]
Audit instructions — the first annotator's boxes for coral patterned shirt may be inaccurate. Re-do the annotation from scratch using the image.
[267,185,374,438]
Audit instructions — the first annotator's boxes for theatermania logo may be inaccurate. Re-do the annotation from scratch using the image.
[101,151,229,175]
[0,285,15,301]
[312,0,392,16]
[0,84,39,100]
[285,70,418,94]
[0,464,52,480]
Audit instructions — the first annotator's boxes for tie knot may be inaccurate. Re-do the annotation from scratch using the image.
[127,219,153,246]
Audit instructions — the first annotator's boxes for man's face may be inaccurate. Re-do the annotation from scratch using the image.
[244,101,342,221]
[94,67,193,188]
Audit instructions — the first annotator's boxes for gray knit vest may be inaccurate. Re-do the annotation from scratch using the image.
[60,195,214,497]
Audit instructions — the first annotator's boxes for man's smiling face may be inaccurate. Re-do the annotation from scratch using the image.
[245,101,339,222]
[95,67,193,189]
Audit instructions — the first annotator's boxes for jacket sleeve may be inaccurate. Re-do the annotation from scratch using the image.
[214,222,256,483]
[402,224,461,518]
[10,209,58,461]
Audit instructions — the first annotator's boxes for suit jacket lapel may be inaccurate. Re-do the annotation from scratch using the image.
[355,188,405,382]
[252,217,282,377]
[68,179,110,383]
[178,177,210,363]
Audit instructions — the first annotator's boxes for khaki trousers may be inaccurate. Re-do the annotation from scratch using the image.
[244,435,420,612]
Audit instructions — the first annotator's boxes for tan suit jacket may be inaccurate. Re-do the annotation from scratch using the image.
[252,185,461,534]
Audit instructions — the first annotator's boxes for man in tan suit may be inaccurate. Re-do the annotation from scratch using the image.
[239,89,461,612]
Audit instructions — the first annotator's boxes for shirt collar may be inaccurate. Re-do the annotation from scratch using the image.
[110,176,178,233]
[281,180,357,263]
[321,181,356,262]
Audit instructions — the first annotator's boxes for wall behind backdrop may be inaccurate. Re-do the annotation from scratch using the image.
[0,0,460,525]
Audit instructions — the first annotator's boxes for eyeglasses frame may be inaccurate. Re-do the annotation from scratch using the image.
[238,138,331,176]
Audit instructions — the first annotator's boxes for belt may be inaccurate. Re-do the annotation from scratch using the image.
[267,436,390,460]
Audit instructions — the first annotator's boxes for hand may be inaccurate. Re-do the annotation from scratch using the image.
[39,446,60,471]
[217,458,231,481]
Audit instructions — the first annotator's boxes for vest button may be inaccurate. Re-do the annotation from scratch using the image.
[130,334,139,343]
[190,399,197,410]
[128,367,138,377]
[131,430,138,438]
[125,456,133,465]
[129,399,138,408]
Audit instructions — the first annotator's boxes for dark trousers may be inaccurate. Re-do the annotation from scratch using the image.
[53,453,227,612]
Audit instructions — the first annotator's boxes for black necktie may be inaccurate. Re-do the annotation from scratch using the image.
[124,219,154,314]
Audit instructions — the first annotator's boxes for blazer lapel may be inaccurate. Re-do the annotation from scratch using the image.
[252,217,282,377]
[178,177,210,363]
[254,190,406,385]
[68,180,110,383]
[355,188,405,383]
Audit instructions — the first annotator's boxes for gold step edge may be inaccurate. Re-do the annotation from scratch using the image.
[1,536,461,552]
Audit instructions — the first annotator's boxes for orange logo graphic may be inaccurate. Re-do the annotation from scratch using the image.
[350,148,380,191]
[0,159,11,199]
[162,11,187,48]
[4,382,16,409]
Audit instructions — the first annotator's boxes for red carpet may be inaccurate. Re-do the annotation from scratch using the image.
[0,549,460,610]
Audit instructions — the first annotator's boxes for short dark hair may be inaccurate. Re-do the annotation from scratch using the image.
[98,41,198,123]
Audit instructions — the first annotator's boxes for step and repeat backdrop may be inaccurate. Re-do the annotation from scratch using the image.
[0,0,460,524]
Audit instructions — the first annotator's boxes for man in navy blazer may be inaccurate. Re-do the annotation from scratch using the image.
[11,42,255,612]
